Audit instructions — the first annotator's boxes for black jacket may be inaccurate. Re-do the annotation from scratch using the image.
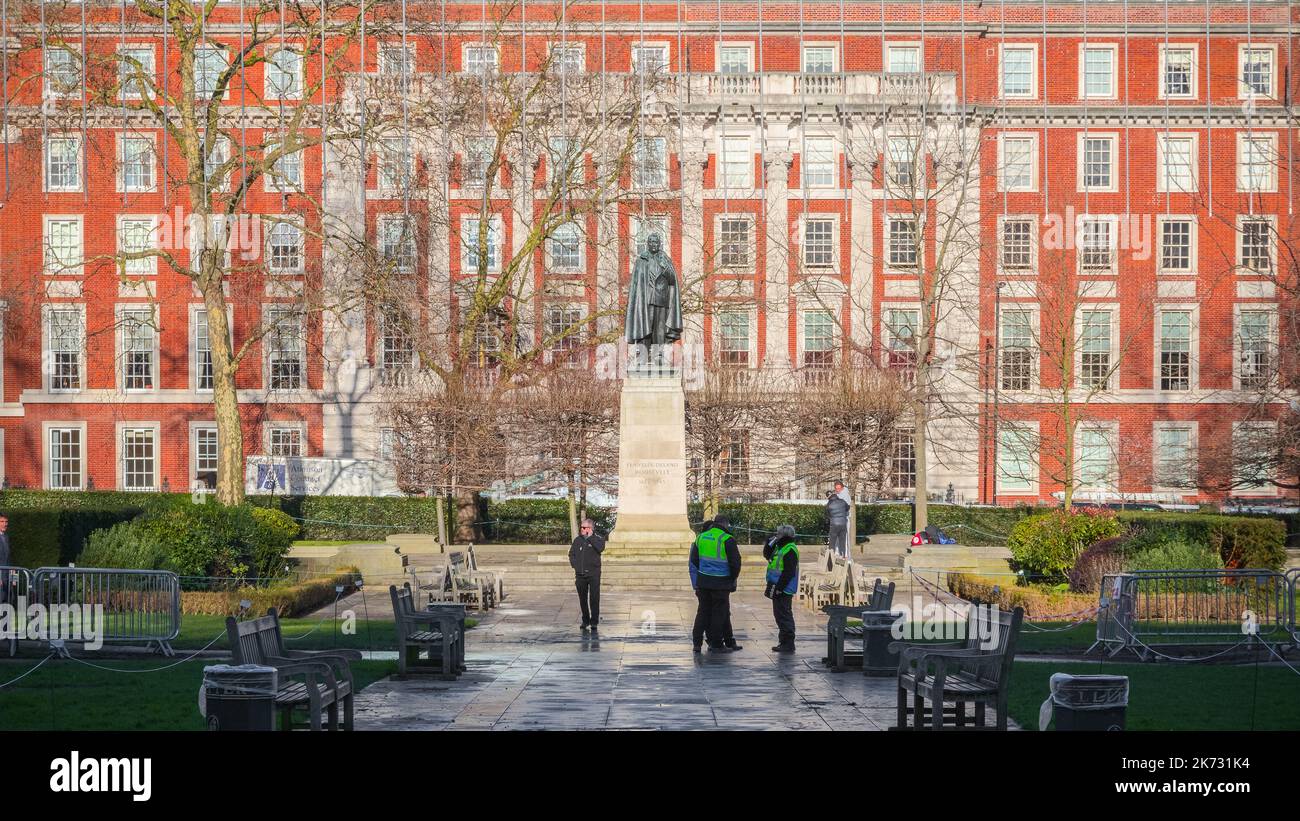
[0,532,9,568]
[690,523,741,591]
[826,495,850,525]
[569,533,605,576]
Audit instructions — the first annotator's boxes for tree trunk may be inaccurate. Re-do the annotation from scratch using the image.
[567,480,579,542]
[913,401,929,532]
[454,489,478,543]
[206,297,245,507]
[435,495,449,551]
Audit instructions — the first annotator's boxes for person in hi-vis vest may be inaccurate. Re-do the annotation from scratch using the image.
[689,514,742,653]
[763,525,800,653]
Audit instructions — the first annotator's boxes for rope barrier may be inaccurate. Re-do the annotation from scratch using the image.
[0,653,55,691]
[61,630,227,675]
[284,589,346,641]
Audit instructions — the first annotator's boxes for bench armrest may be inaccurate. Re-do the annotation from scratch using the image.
[283,649,362,683]
[263,657,339,691]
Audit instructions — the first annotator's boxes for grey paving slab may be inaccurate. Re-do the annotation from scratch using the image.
[353,589,1017,731]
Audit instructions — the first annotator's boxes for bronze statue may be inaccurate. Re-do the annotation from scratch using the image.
[625,233,683,350]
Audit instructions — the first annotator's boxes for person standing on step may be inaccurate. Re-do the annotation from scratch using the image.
[689,514,742,653]
[569,518,605,633]
[763,524,800,653]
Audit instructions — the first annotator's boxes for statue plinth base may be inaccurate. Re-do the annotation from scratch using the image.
[606,375,696,556]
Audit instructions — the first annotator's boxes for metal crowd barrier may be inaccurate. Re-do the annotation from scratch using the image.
[30,568,181,656]
[1288,568,1300,648]
[1,566,32,657]
[1093,569,1291,659]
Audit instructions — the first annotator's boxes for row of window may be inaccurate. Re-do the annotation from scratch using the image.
[998,214,1276,275]
[995,421,1277,495]
[999,131,1281,195]
[43,423,303,492]
[45,46,305,103]
[41,305,303,394]
[42,134,303,195]
[994,306,1276,393]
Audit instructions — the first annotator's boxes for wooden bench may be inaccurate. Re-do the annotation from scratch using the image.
[822,578,896,672]
[797,550,831,604]
[449,551,495,612]
[389,583,467,679]
[408,562,453,605]
[225,610,361,731]
[892,605,1024,730]
[808,556,850,610]
[466,544,506,604]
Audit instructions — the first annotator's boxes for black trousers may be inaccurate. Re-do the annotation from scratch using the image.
[575,572,601,625]
[693,588,731,647]
[772,593,796,647]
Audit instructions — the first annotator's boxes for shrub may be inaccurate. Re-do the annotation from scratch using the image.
[1119,512,1286,570]
[79,521,171,570]
[948,573,1096,621]
[1126,539,1223,574]
[1067,536,1127,594]
[248,507,301,577]
[252,495,446,541]
[181,569,360,617]
[1006,509,1124,581]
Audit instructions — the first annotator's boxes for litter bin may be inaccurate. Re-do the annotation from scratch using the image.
[861,610,902,676]
[200,665,278,731]
[1040,673,1128,731]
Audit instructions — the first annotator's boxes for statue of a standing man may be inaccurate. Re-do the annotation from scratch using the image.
[625,234,683,370]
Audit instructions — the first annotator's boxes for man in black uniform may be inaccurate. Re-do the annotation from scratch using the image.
[569,518,605,633]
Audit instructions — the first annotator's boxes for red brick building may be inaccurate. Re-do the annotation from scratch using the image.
[0,1,1295,504]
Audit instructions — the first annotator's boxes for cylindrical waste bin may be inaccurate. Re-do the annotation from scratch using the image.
[861,610,901,676]
[1040,673,1128,731]
[200,665,278,731]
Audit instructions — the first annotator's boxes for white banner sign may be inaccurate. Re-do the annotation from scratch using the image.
[245,457,402,497]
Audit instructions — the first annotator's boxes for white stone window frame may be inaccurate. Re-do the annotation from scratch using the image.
[44,134,83,194]
[880,302,922,369]
[541,302,587,365]
[263,305,307,393]
[377,213,418,274]
[799,214,840,273]
[190,303,230,394]
[997,132,1038,193]
[194,44,233,103]
[42,420,88,490]
[263,214,307,275]
[264,421,308,458]
[264,45,305,101]
[633,135,669,191]
[1232,303,1277,392]
[463,43,502,76]
[43,304,85,394]
[549,41,586,75]
[1074,420,1120,494]
[1155,215,1198,276]
[117,214,160,278]
[189,421,220,494]
[116,420,161,492]
[264,146,305,194]
[800,132,837,190]
[997,303,1039,393]
[997,213,1038,275]
[1076,131,1119,193]
[718,132,755,191]
[796,300,840,369]
[801,43,839,74]
[201,134,232,193]
[715,42,754,73]
[883,215,919,274]
[117,303,160,394]
[1076,214,1119,276]
[43,214,84,276]
[117,43,157,101]
[1152,303,1199,393]
[461,213,505,274]
[44,46,83,101]
[1074,303,1119,392]
[1236,214,1276,274]
[1237,42,1276,100]
[376,136,416,196]
[547,220,585,273]
[377,41,417,77]
[1152,420,1199,494]
[1236,132,1278,194]
[1078,42,1119,100]
[714,213,755,274]
[996,420,1039,496]
[1156,132,1199,194]
[713,303,757,370]
[884,42,923,75]
[1157,43,1198,101]
[998,43,1038,100]
[631,42,670,76]
[116,132,158,194]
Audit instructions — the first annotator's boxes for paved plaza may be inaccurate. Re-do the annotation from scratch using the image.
[353,589,1015,730]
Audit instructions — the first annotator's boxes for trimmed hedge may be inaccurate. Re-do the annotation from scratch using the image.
[0,491,194,567]
[181,569,360,617]
[1118,512,1287,571]
[249,495,450,541]
[949,573,1096,621]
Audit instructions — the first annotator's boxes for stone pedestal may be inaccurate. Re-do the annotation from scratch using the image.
[606,376,697,556]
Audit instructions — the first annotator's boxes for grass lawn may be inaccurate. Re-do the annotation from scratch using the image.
[0,658,397,731]
[1008,660,1300,731]
[172,613,478,652]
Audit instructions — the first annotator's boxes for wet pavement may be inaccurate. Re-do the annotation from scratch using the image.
[354,590,1015,730]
